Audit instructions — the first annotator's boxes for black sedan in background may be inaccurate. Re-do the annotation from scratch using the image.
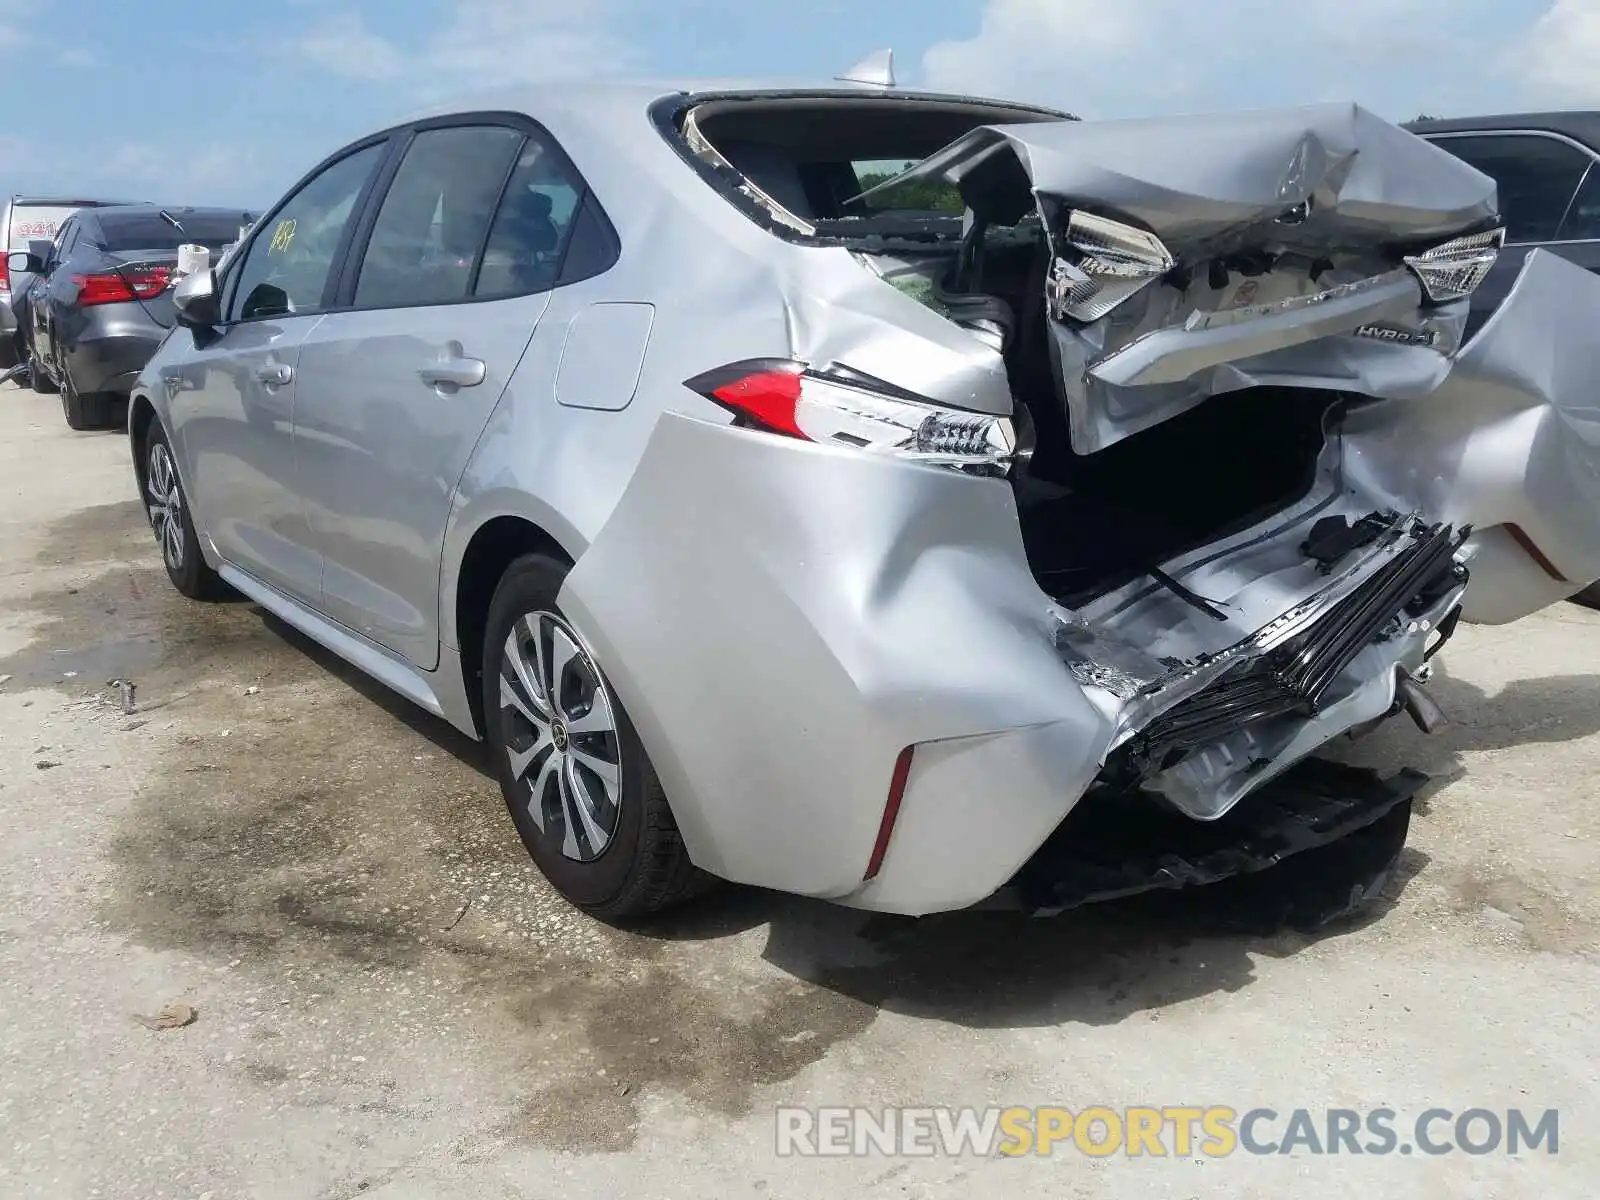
[9,204,254,428]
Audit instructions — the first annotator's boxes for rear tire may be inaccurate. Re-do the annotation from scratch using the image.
[29,354,57,395]
[1573,582,1600,611]
[482,553,708,920]
[60,365,113,430]
[144,420,228,601]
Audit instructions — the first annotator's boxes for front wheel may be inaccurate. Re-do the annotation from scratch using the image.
[482,553,707,920]
[145,421,228,600]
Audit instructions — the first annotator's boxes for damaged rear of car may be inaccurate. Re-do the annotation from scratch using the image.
[562,89,1600,920]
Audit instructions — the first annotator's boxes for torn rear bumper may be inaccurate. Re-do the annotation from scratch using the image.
[1011,759,1426,917]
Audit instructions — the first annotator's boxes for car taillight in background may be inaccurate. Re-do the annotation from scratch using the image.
[0,254,10,295]
[685,359,1018,476]
[73,265,173,307]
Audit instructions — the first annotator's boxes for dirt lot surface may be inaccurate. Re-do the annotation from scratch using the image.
[2,381,1597,1198]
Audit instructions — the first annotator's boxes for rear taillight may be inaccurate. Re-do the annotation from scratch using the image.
[0,255,9,294]
[685,359,1017,475]
[73,266,172,307]
[1048,210,1174,324]
[1404,227,1504,304]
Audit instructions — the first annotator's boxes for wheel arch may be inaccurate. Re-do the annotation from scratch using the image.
[449,509,582,739]
[127,390,158,495]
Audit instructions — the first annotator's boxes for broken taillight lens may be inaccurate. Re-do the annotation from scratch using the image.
[1048,210,1174,324]
[1403,226,1503,303]
[685,360,1018,475]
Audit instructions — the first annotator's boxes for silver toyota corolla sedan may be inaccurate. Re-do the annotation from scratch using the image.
[129,80,1600,922]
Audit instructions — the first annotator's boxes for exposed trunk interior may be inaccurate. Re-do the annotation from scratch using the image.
[1015,386,1340,607]
[908,214,1343,608]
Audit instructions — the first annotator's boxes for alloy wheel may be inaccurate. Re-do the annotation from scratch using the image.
[146,441,186,571]
[498,610,623,862]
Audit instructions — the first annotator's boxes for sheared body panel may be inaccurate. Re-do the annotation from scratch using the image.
[1341,249,1600,622]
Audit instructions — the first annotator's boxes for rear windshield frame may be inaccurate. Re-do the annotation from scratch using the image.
[651,89,1071,249]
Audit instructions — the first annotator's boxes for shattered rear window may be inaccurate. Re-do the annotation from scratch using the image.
[852,159,963,214]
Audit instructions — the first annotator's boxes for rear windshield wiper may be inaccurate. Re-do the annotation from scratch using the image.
[158,209,186,236]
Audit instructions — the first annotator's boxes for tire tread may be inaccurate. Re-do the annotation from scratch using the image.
[483,552,712,921]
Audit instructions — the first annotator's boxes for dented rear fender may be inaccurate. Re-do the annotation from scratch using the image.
[1342,249,1600,622]
[559,413,1112,905]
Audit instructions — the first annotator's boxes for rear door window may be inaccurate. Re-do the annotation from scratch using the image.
[1431,133,1593,243]
[353,125,523,308]
[473,134,592,298]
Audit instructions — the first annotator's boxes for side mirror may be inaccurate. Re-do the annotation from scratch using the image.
[6,250,43,275]
[173,268,220,329]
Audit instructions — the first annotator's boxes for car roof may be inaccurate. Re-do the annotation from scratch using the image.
[1405,111,1600,150]
[393,78,1070,136]
[8,195,144,207]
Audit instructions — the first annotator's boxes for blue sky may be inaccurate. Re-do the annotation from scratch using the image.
[2,0,1594,209]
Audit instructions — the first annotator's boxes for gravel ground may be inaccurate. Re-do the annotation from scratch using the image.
[1,380,1597,1199]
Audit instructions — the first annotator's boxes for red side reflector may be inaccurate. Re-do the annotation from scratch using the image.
[864,746,916,882]
[1505,523,1570,583]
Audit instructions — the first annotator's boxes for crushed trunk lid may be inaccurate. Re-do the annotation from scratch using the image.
[857,102,1500,453]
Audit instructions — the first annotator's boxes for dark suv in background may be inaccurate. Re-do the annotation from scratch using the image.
[1408,112,1600,326]
[1410,112,1600,608]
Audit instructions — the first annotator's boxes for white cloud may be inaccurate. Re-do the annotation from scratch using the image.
[292,11,408,81]
[0,0,38,46]
[1509,0,1600,104]
[290,1,636,89]
[431,0,638,84]
[921,0,1561,120]
[50,139,280,208]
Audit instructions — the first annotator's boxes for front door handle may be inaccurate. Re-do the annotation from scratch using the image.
[255,362,293,387]
[418,341,486,394]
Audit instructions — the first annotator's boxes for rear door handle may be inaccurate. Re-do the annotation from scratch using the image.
[255,362,293,387]
[418,342,486,394]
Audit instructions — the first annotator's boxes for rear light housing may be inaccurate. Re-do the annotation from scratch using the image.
[1048,210,1174,324]
[0,254,9,296]
[686,360,1018,476]
[73,265,172,307]
[1403,226,1504,303]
